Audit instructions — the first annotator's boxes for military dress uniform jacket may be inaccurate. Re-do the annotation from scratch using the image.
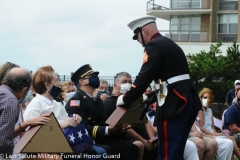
[65,89,108,143]
[123,33,202,125]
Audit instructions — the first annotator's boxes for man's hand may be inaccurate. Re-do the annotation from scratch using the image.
[116,95,125,106]
[108,123,130,133]
[72,114,82,124]
[100,93,108,101]
[143,139,156,151]
[61,117,79,129]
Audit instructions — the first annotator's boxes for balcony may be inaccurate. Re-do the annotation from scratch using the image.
[219,1,238,11]
[218,34,237,42]
[160,30,208,42]
[146,0,212,21]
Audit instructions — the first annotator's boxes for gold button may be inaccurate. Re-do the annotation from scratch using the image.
[88,117,91,120]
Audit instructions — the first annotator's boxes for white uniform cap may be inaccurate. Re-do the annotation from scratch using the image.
[235,80,240,85]
[127,16,156,40]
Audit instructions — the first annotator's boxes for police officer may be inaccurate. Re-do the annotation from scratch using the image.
[116,16,202,160]
[65,64,140,160]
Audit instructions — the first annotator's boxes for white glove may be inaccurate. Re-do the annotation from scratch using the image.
[143,94,148,101]
[116,95,125,107]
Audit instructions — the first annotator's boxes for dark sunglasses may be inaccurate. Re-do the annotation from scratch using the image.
[203,96,208,99]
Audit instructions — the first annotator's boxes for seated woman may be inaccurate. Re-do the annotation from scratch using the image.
[23,65,106,159]
[197,88,238,160]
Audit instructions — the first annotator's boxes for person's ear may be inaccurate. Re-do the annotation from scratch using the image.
[142,28,147,35]
[21,87,27,94]
[44,82,51,91]
[79,78,87,85]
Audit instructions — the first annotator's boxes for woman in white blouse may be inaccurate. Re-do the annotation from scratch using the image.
[23,66,106,159]
[23,65,81,128]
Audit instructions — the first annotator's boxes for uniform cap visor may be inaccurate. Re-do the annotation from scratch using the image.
[133,34,138,40]
[87,71,99,77]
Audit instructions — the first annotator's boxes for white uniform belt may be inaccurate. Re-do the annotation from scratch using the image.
[166,74,190,85]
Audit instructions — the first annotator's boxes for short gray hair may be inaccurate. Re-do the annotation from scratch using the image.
[100,78,108,85]
[114,72,131,83]
[2,70,32,92]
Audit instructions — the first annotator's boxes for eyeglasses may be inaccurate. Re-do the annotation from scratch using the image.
[203,96,208,99]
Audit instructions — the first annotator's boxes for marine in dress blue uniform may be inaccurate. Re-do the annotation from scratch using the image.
[117,16,202,160]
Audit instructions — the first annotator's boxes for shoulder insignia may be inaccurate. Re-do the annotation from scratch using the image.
[70,100,80,107]
[143,51,149,64]
[83,96,87,99]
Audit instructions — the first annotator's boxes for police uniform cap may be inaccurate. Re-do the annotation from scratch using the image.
[127,15,156,40]
[71,64,99,84]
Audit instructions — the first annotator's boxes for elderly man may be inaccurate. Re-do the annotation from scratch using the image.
[226,80,240,106]
[116,16,202,160]
[95,78,109,101]
[223,90,240,148]
[0,68,32,158]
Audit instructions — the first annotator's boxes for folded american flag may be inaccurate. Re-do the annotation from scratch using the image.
[63,114,94,145]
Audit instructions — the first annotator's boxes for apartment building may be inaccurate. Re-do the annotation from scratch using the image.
[146,0,239,55]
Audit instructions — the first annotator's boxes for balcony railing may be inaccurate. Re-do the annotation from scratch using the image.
[147,1,169,11]
[160,30,208,42]
[219,1,238,11]
[147,0,208,11]
[217,34,237,42]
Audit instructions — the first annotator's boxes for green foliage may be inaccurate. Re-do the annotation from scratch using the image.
[186,42,240,104]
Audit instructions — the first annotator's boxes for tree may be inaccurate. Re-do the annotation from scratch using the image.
[186,42,240,118]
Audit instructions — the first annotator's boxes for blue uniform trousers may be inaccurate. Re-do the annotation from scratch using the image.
[157,93,198,160]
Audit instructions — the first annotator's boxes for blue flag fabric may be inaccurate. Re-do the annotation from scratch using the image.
[63,114,94,146]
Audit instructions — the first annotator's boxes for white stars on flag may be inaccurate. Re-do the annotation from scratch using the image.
[78,130,83,139]
[69,133,75,143]
[85,129,89,136]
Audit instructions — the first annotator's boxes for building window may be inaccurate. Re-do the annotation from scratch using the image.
[170,15,200,32]
[218,14,238,33]
[171,0,200,9]
[218,14,238,42]
[170,15,201,42]
[219,0,238,10]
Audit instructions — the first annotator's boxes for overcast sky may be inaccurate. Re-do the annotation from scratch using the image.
[0,0,169,77]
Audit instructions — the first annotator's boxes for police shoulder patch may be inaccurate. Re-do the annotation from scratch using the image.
[70,100,80,107]
[143,51,149,64]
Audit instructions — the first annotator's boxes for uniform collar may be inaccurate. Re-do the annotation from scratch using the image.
[149,32,161,42]
[78,89,94,99]
[85,92,93,99]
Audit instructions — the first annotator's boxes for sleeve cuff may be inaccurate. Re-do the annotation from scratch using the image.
[105,126,109,135]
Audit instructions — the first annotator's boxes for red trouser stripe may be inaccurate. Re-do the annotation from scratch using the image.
[173,89,187,115]
[163,120,168,160]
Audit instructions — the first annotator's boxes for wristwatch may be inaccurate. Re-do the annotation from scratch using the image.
[122,128,127,133]
[19,123,25,132]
